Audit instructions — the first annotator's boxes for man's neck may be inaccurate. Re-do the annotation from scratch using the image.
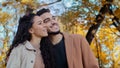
[49,33,63,45]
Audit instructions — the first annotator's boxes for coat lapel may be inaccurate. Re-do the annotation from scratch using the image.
[63,33,73,68]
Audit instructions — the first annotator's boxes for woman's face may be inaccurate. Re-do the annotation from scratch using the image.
[29,16,48,38]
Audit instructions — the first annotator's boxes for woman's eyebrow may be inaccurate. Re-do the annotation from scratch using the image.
[37,20,42,23]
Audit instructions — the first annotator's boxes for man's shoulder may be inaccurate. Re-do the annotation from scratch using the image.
[70,34,82,37]
[62,32,83,38]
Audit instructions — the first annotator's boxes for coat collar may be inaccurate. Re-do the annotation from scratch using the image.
[24,41,36,51]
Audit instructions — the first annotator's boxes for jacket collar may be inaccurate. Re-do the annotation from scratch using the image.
[24,41,36,51]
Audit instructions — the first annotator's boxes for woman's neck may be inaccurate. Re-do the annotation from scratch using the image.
[30,37,41,50]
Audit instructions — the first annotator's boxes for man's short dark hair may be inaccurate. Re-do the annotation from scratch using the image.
[37,8,50,16]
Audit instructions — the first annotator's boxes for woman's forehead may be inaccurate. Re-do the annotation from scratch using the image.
[34,16,42,20]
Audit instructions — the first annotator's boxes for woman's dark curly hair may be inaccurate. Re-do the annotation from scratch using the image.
[37,8,56,68]
[40,37,56,68]
[6,13,37,63]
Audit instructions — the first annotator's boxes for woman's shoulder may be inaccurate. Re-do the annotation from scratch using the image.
[11,42,27,54]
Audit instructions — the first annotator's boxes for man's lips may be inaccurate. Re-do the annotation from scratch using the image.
[50,23,58,28]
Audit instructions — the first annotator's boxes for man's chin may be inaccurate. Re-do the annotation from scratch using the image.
[48,30,60,35]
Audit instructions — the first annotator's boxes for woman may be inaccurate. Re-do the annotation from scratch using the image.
[6,13,48,68]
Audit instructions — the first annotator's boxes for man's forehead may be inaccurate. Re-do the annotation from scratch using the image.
[40,12,52,19]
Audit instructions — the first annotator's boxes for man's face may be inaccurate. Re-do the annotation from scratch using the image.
[40,12,60,35]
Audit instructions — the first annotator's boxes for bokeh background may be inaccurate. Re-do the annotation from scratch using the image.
[0,0,120,68]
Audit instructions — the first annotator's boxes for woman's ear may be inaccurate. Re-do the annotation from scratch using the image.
[29,28,34,34]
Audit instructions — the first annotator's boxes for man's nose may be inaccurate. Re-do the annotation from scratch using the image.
[51,20,56,25]
[51,22,54,25]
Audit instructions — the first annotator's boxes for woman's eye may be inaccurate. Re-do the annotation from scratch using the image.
[38,22,42,25]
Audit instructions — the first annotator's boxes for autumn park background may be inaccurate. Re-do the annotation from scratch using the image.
[0,0,120,68]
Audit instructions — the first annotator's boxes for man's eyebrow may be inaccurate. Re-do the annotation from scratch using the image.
[52,16,55,17]
[43,18,50,22]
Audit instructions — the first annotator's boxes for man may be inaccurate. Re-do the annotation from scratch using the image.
[37,8,99,68]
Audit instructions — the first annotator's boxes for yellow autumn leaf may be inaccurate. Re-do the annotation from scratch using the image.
[103,37,115,50]
[114,46,120,51]
[111,27,119,33]
[2,1,13,7]
[99,51,109,64]
[75,25,86,36]
[21,0,33,4]
[114,54,120,68]
[0,12,12,24]
[93,6,100,11]
[114,8,120,18]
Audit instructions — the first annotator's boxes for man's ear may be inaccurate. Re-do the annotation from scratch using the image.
[29,28,34,34]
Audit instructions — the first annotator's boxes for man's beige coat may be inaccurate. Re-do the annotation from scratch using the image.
[63,33,99,68]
